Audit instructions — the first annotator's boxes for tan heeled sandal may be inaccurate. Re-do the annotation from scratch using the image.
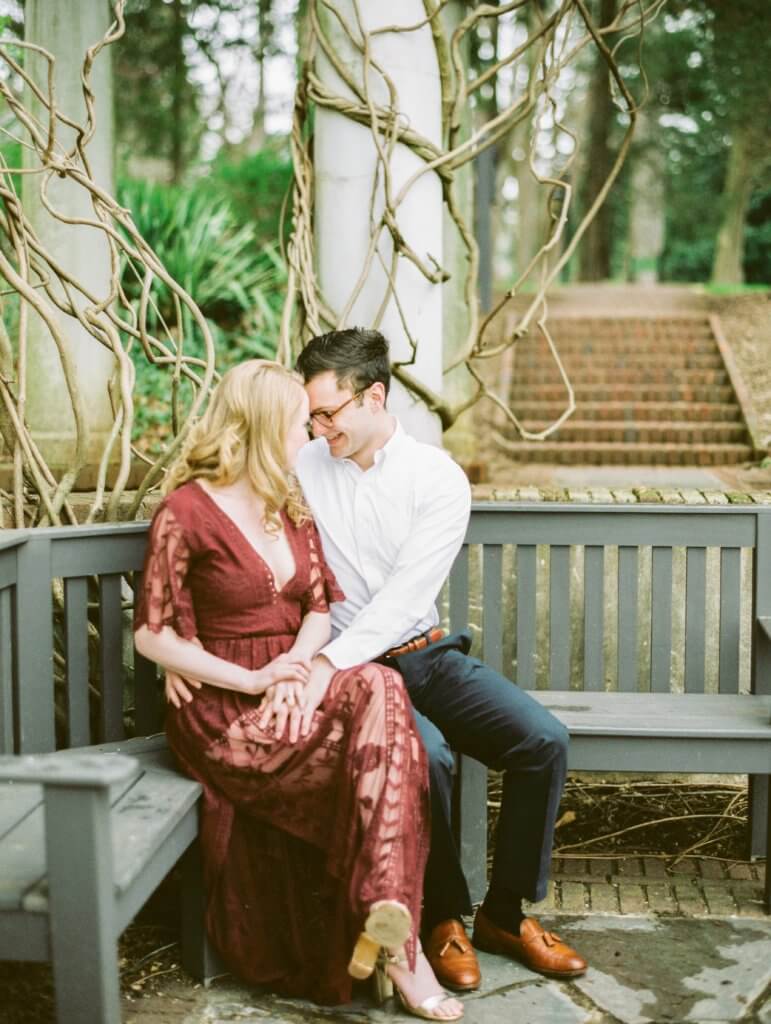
[373,950,464,1021]
[347,900,412,980]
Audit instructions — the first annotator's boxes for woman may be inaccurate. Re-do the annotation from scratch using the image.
[134,360,463,1020]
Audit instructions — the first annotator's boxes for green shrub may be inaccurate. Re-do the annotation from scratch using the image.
[116,176,287,449]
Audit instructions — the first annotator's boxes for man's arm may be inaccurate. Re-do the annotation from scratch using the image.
[321,461,471,669]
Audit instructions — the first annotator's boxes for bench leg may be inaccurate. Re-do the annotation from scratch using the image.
[45,787,121,1024]
[748,774,769,860]
[179,839,225,985]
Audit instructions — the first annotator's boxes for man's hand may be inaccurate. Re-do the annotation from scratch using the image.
[256,653,312,741]
[165,637,204,708]
[300,655,336,738]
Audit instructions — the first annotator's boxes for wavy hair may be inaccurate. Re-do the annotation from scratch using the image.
[164,360,309,532]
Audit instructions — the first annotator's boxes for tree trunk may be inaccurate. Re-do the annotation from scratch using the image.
[314,0,443,444]
[711,123,756,286]
[577,0,616,282]
[627,108,665,284]
[171,0,186,184]
[245,0,272,154]
[20,0,118,487]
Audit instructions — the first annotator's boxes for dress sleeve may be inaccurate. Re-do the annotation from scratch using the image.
[133,503,198,639]
[302,518,345,615]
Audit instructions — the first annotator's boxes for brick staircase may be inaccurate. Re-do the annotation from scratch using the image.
[493,316,755,466]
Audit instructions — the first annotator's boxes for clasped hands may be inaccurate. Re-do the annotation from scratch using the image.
[165,643,334,744]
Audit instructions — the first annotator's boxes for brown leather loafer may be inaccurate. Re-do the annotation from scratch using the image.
[425,918,481,992]
[472,910,587,979]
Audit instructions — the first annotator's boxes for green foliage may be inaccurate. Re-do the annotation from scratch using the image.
[117,176,287,448]
[114,0,204,180]
[205,146,294,249]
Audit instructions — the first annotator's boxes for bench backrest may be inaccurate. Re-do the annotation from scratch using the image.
[0,523,159,754]
[1,504,770,754]
[445,503,771,698]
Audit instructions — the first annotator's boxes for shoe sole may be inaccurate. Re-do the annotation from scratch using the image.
[348,901,412,980]
[436,976,480,993]
[472,935,586,979]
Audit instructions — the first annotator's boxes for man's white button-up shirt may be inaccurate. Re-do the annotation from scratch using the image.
[295,420,471,670]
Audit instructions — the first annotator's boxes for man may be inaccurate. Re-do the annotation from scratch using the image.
[166,329,587,989]
[289,328,587,990]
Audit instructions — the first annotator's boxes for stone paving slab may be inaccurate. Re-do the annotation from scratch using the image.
[122,916,771,1024]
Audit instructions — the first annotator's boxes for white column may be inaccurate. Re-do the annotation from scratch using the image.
[314,0,443,444]
[22,0,117,482]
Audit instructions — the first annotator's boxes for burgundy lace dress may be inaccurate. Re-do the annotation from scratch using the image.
[134,480,430,1004]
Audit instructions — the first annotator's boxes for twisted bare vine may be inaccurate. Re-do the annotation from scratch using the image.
[0,0,216,526]
[280,0,665,434]
[0,1,665,526]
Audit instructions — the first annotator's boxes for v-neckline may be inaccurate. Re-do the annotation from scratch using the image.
[192,479,298,595]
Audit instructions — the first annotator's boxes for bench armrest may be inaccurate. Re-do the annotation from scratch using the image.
[0,752,139,788]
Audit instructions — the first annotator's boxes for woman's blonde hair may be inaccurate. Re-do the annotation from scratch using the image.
[164,360,309,532]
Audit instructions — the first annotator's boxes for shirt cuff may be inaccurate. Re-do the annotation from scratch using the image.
[319,635,372,671]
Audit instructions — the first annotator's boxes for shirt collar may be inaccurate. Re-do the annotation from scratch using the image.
[338,416,405,472]
[373,417,405,466]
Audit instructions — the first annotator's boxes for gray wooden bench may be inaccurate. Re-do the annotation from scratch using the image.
[0,503,769,1021]
[448,503,771,912]
[0,525,217,1024]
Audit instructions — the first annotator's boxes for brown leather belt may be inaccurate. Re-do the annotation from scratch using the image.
[384,627,445,658]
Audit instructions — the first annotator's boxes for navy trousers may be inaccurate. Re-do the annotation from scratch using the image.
[382,632,568,930]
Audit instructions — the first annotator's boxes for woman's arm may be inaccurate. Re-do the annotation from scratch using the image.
[135,625,308,696]
[285,610,332,663]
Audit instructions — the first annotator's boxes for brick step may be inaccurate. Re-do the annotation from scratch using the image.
[500,420,750,445]
[508,384,735,403]
[499,401,744,423]
[533,318,713,336]
[513,351,724,370]
[491,440,754,466]
[516,337,719,355]
[510,367,729,386]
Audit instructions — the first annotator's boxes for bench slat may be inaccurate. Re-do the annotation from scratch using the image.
[482,546,503,674]
[532,691,771,739]
[65,577,91,747]
[650,547,673,692]
[685,547,707,693]
[50,532,147,577]
[99,575,124,743]
[15,538,55,753]
[719,548,741,694]
[583,546,604,692]
[549,546,570,689]
[0,782,41,843]
[449,546,469,638]
[617,547,639,692]
[133,571,161,735]
[0,545,18,590]
[466,507,758,549]
[516,545,537,689]
[754,513,771,695]
[0,587,14,754]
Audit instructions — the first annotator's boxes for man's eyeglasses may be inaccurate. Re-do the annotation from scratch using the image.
[309,388,366,429]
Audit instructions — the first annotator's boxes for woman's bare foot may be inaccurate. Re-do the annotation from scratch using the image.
[386,943,464,1020]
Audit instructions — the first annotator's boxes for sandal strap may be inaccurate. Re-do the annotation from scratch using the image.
[417,993,453,1012]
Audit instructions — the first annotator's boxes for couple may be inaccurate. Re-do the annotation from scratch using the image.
[134,328,587,1019]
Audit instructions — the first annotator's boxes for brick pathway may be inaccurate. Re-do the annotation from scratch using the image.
[527,855,768,918]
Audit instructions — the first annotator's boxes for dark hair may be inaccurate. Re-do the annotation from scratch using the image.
[295,327,391,397]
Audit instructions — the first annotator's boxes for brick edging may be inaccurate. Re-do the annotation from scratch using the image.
[709,312,768,456]
[470,485,771,505]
